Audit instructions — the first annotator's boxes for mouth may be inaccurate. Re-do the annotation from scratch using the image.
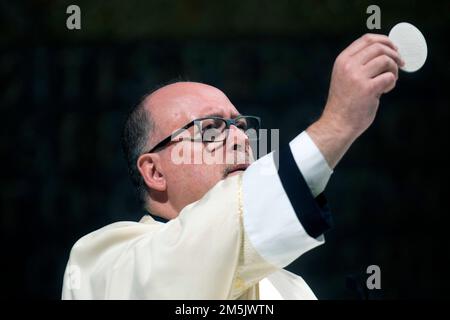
[224,163,250,177]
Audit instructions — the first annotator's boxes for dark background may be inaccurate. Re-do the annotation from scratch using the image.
[1,0,449,299]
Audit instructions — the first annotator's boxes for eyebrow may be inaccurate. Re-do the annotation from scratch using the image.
[200,112,242,119]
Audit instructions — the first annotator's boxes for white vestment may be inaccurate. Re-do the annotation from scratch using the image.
[62,131,333,300]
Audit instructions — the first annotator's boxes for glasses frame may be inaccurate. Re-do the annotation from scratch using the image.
[143,115,261,154]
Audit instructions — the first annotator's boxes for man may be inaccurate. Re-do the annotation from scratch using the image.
[62,34,403,299]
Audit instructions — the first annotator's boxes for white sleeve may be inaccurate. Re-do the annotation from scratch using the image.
[289,131,333,197]
[243,130,333,268]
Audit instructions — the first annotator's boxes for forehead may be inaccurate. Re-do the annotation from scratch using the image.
[147,83,240,130]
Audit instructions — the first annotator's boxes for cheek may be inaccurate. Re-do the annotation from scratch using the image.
[175,163,224,188]
[192,163,225,185]
[169,144,227,190]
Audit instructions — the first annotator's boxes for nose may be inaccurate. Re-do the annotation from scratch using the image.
[226,124,250,153]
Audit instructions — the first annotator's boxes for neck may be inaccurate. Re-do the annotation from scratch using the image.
[147,200,181,220]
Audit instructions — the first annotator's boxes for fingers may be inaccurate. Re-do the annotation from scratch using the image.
[346,33,402,95]
[364,55,399,79]
[343,33,398,57]
[372,72,397,95]
[356,42,404,67]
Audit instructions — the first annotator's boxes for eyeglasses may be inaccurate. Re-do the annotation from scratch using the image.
[143,115,261,154]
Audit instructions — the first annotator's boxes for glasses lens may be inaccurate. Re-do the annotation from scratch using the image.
[200,118,227,142]
[237,116,260,141]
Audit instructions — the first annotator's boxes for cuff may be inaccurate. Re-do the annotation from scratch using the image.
[289,131,333,197]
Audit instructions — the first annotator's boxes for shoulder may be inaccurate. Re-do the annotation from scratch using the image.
[68,218,163,261]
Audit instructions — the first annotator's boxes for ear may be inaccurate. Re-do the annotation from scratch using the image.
[137,153,167,192]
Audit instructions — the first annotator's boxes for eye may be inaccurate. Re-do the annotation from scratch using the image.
[204,123,217,130]
[201,119,226,142]
[202,119,222,131]
[236,119,248,130]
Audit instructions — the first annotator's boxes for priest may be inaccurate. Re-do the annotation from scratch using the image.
[62,33,404,299]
